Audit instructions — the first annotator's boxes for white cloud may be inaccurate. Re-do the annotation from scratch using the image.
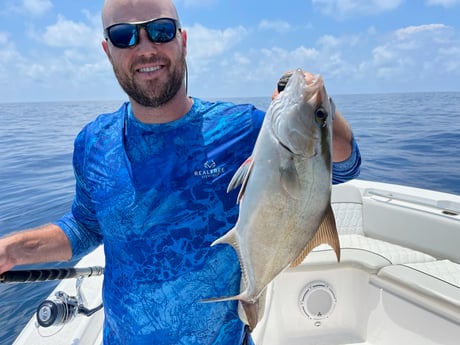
[316,34,361,50]
[0,32,23,65]
[185,23,249,91]
[208,22,458,95]
[0,32,9,46]
[22,0,52,16]
[1,1,459,101]
[356,23,460,88]
[371,45,395,65]
[312,0,403,18]
[317,35,341,48]
[395,24,449,40]
[0,10,113,101]
[188,42,326,98]
[0,32,25,91]
[435,46,460,75]
[258,20,292,33]
[30,15,100,48]
[426,0,460,7]
[3,0,52,17]
[186,23,247,60]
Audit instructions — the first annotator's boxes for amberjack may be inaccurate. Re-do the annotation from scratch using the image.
[210,69,340,331]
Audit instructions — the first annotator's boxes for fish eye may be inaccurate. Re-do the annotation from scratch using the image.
[315,107,328,126]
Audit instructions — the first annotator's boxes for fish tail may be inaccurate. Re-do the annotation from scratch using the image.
[201,293,260,331]
[241,300,259,332]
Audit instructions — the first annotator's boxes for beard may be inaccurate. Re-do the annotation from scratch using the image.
[113,52,186,108]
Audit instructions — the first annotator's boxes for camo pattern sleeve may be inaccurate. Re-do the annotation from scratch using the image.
[54,110,121,259]
[332,137,361,184]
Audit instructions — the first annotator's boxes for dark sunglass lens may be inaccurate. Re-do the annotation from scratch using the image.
[146,19,176,43]
[109,24,138,48]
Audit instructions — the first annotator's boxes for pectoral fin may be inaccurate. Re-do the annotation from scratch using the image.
[279,157,302,199]
[291,204,340,267]
[227,157,253,203]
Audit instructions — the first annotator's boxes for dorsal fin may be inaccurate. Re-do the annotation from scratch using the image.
[291,204,340,267]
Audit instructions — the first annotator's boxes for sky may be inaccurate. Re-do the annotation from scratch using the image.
[0,0,459,103]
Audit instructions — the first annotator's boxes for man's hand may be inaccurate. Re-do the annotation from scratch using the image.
[271,70,354,162]
[0,224,72,274]
[272,70,318,100]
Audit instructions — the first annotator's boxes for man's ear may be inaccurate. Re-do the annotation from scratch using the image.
[180,29,187,51]
[102,40,112,62]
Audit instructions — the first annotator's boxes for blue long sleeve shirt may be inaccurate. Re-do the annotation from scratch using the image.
[56,98,360,345]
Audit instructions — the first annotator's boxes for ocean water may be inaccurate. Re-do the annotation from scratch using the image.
[0,93,459,344]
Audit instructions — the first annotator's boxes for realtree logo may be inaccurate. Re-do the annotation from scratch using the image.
[194,160,225,179]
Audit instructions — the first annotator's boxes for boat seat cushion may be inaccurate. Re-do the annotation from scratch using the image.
[377,260,460,308]
[332,202,364,235]
[302,234,436,272]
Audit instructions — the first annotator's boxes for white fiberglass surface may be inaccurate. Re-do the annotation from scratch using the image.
[253,266,460,345]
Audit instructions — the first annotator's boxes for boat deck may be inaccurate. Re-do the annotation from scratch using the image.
[253,181,460,345]
[13,180,460,345]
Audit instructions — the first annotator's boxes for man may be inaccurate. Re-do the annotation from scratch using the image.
[0,0,361,344]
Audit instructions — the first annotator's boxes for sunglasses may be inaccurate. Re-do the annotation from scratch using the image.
[104,17,180,49]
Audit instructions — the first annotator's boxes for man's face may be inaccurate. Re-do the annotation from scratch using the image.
[104,27,187,108]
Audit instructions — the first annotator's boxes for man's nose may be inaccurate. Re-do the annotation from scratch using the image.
[136,27,158,51]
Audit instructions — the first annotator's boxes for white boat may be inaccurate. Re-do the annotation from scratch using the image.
[12,179,460,345]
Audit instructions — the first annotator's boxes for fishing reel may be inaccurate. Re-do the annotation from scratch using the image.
[36,276,103,328]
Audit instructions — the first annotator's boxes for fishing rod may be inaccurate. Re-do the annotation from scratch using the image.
[0,266,104,284]
[1,266,105,328]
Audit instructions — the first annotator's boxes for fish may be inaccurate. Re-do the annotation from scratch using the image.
[209,68,340,331]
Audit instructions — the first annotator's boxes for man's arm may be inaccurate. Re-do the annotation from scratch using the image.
[0,224,72,274]
[331,109,353,162]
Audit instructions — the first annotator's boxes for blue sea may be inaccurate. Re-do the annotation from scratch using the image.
[1,93,460,344]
